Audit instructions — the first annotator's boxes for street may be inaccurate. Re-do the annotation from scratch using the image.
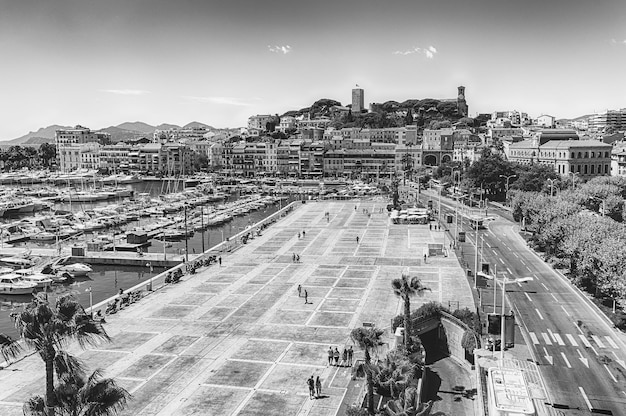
[418,187,626,415]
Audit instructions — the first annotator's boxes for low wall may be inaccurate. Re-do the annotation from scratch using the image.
[439,311,475,370]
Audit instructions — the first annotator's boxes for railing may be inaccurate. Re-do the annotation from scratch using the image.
[86,201,301,317]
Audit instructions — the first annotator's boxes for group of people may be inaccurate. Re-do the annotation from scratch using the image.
[297,230,306,239]
[292,252,301,263]
[327,346,354,367]
[307,375,322,399]
[429,223,441,230]
[324,211,330,223]
[297,284,310,304]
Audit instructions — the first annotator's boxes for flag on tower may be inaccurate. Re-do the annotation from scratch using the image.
[355,84,360,87]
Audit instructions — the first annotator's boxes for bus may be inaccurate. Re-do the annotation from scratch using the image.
[469,217,485,229]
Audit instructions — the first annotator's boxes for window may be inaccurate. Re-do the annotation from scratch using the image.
[578,152,581,158]
[584,165,588,174]
[591,152,595,158]
[591,165,595,174]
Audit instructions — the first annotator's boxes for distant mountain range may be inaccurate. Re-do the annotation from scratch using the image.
[3,121,222,145]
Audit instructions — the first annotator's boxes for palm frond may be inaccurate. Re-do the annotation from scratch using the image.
[22,395,46,416]
[79,369,131,416]
[54,350,86,382]
[0,333,21,362]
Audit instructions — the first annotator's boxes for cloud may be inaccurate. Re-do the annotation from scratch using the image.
[268,45,292,54]
[100,89,148,95]
[184,96,259,106]
[393,45,438,59]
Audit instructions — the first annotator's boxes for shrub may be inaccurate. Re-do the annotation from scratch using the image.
[346,405,370,416]
[452,308,482,334]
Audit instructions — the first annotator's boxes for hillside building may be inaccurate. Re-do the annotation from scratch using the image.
[352,88,364,113]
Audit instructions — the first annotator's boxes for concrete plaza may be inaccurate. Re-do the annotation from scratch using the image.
[0,200,474,416]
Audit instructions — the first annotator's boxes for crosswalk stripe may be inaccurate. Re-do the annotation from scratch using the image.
[529,332,539,345]
[553,333,565,346]
[592,335,606,349]
[605,337,619,349]
[579,335,592,348]
[566,334,578,347]
[541,333,552,345]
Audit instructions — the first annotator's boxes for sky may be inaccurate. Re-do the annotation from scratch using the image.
[1,0,626,140]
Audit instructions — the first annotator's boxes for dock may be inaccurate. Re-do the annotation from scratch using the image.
[0,200,475,416]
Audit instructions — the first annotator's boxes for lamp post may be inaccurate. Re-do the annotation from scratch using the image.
[85,287,93,318]
[499,174,517,206]
[200,205,205,253]
[183,203,189,263]
[497,276,533,362]
[452,194,466,248]
[473,216,480,289]
[569,171,579,189]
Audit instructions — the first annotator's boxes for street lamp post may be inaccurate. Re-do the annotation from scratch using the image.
[569,171,579,189]
[499,174,517,206]
[184,204,189,263]
[498,276,533,362]
[200,205,205,253]
[85,287,93,318]
[473,216,480,289]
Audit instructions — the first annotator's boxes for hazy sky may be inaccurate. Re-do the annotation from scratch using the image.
[1,0,626,140]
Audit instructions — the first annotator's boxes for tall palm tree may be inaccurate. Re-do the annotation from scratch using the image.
[351,326,385,415]
[6,294,110,416]
[23,368,130,416]
[391,273,430,351]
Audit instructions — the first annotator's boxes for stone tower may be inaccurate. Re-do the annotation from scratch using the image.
[352,87,364,113]
[457,86,468,116]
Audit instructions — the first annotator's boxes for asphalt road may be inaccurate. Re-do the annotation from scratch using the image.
[415,187,626,416]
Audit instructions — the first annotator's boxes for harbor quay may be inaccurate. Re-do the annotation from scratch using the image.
[0,199,474,416]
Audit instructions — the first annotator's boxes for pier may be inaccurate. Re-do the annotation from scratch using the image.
[0,199,475,416]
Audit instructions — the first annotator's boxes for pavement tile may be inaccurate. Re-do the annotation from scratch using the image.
[107,331,159,351]
[232,339,290,362]
[118,354,175,379]
[176,386,249,416]
[280,343,329,366]
[152,335,201,355]
[237,391,306,416]
[148,305,196,319]
[203,360,271,388]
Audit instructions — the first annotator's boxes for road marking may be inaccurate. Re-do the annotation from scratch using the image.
[566,334,578,347]
[548,328,557,342]
[605,337,618,349]
[541,283,549,291]
[550,293,558,302]
[561,352,572,368]
[529,332,539,345]
[524,292,532,302]
[578,335,592,348]
[612,352,626,369]
[553,333,565,346]
[520,259,526,265]
[513,253,519,258]
[604,364,618,383]
[506,267,513,274]
[577,350,589,368]
[536,309,544,320]
[541,332,552,345]
[499,258,506,265]
[526,266,531,272]
[543,347,553,365]
[591,335,606,349]
[561,305,571,316]
[579,386,592,411]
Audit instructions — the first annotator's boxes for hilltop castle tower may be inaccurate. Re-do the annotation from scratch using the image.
[352,87,364,113]
[457,86,468,116]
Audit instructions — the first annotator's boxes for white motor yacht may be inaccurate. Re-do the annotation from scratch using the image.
[0,274,38,295]
[49,256,92,277]
[13,269,53,289]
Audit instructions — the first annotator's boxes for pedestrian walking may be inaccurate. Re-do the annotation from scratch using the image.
[307,376,315,399]
[296,254,300,263]
[333,347,340,366]
[218,256,222,266]
[429,223,432,230]
[328,346,334,365]
[298,232,301,239]
[292,252,296,263]
[348,346,353,366]
[356,236,360,244]
[423,253,427,263]
[297,284,302,297]
[341,348,348,367]
[304,289,308,304]
[315,376,322,397]
[354,205,357,210]
[302,230,306,237]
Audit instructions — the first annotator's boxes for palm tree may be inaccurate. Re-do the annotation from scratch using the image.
[384,387,433,416]
[351,326,385,415]
[6,294,110,416]
[391,273,430,351]
[23,368,130,416]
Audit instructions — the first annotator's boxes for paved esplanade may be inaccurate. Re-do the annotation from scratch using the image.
[0,200,474,416]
